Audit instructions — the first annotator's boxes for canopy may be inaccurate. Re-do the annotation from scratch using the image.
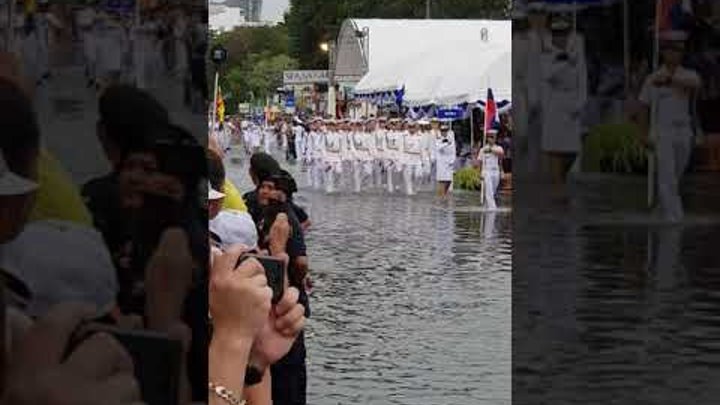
[335,19,512,108]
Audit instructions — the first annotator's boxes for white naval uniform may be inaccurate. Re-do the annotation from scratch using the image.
[96,17,128,85]
[541,33,587,154]
[349,131,374,193]
[262,126,274,152]
[435,132,456,183]
[480,145,504,209]
[77,8,97,80]
[373,128,387,187]
[402,133,424,195]
[322,130,345,193]
[384,130,404,192]
[248,126,262,152]
[421,130,435,182]
[293,125,306,161]
[639,65,701,222]
[311,131,327,189]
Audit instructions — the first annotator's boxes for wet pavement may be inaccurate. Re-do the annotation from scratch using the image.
[514,175,720,404]
[228,151,512,405]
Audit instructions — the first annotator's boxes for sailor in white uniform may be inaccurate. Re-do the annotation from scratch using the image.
[479,128,505,209]
[349,119,374,193]
[311,120,328,190]
[322,120,345,193]
[384,119,404,193]
[639,31,701,223]
[401,121,424,195]
[541,16,588,185]
[262,123,274,153]
[77,6,98,86]
[95,11,128,89]
[418,120,435,184]
[435,121,456,196]
[373,117,388,188]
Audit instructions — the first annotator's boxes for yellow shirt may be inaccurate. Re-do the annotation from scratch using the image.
[221,178,247,212]
[29,149,93,226]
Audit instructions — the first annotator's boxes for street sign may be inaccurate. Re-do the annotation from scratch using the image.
[437,107,464,120]
[285,95,295,108]
[283,70,329,85]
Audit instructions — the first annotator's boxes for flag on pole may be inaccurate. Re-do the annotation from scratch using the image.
[216,86,225,124]
[483,88,499,135]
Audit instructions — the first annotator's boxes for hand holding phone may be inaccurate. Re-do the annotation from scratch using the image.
[238,254,285,305]
[66,322,182,405]
[3,304,141,405]
[209,247,272,338]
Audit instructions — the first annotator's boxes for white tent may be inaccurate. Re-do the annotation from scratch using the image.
[333,19,511,108]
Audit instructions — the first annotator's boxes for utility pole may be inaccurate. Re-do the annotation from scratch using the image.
[425,0,431,19]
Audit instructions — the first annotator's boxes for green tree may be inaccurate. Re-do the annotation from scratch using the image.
[210,24,298,104]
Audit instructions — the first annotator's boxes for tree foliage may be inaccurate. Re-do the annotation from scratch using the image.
[211,24,298,104]
[286,0,510,69]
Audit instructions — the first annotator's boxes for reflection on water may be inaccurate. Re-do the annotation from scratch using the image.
[515,211,720,404]
[229,158,511,405]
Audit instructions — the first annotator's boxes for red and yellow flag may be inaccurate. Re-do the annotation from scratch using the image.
[216,86,225,124]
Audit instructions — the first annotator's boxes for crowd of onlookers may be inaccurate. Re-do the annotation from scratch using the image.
[0,49,308,405]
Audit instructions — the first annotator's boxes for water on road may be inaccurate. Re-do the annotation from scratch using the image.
[228,153,512,405]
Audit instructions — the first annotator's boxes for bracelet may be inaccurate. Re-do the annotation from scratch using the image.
[208,382,245,405]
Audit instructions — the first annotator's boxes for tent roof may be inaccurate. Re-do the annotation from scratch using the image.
[334,18,512,106]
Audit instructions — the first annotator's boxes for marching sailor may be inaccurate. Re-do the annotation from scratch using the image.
[322,119,345,193]
[384,118,404,193]
[479,126,505,209]
[373,117,388,188]
[349,119,374,193]
[435,121,456,197]
[419,119,434,185]
[639,30,701,223]
[402,121,424,195]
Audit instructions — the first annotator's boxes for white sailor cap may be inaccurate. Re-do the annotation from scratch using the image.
[418,119,430,126]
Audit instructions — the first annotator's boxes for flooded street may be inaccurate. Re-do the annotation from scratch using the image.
[514,180,720,404]
[228,153,512,405]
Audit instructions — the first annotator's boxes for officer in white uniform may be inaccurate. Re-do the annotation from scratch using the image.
[384,118,404,193]
[402,121,424,195]
[373,117,388,188]
[311,119,327,189]
[349,119,374,193]
[479,128,505,209]
[322,119,344,193]
[435,121,456,196]
[639,31,701,223]
[293,118,306,163]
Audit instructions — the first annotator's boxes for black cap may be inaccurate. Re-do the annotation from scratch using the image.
[250,152,280,182]
[98,85,169,152]
[268,169,296,196]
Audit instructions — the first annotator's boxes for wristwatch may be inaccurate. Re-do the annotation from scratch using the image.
[244,365,264,386]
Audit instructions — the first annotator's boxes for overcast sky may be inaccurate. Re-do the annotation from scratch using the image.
[262,0,290,22]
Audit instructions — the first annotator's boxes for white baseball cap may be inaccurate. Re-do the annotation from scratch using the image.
[0,152,37,196]
[0,220,119,317]
[208,181,225,200]
[209,210,258,250]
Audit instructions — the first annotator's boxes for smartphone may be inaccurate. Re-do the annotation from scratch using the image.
[66,323,182,405]
[237,254,285,305]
